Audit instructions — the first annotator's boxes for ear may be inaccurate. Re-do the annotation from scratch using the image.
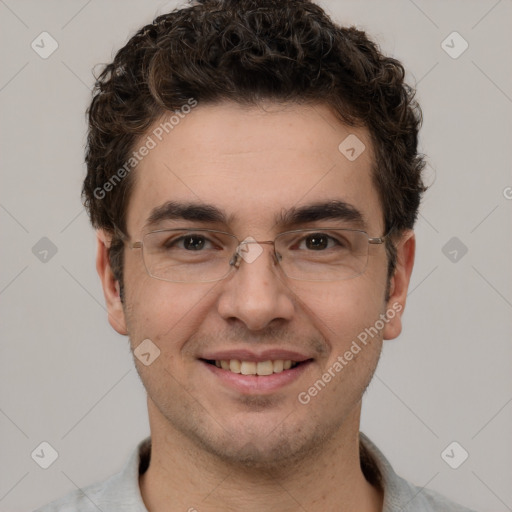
[383,230,415,340]
[96,230,128,335]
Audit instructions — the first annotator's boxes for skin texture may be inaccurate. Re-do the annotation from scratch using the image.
[96,102,415,511]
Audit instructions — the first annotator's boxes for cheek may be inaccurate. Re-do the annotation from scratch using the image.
[288,272,387,344]
[293,281,386,406]
[124,270,218,351]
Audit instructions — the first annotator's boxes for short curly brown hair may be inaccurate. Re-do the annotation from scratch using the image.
[83,0,426,295]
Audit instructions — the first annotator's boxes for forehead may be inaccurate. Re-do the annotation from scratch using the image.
[126,102,383,236]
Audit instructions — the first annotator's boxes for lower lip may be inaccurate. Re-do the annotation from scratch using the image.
[201,360,313,394]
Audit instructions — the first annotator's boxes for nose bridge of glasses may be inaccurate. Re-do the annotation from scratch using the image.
[230,239,277,269]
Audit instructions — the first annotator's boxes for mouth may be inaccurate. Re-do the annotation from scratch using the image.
[200,355,314,395]
[202,359,306,376]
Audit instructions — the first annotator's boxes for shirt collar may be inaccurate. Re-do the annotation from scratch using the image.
[122,432,425,511]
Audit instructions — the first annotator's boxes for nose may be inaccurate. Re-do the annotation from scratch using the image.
[217,241,295,331]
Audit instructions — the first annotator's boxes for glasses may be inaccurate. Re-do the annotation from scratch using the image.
[129,227,387,283]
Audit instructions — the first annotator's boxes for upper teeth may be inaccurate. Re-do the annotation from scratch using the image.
[215,360,297,375]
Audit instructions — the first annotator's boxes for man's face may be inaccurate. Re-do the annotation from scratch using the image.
[100,102,412,467]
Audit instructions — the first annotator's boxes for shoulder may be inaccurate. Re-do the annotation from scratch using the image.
[33,472,147,512]
[33,479,112,512]
[33,437,151,512]
[359,433,478,512]
[393,474,478,512]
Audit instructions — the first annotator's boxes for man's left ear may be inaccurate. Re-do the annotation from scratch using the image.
[383,230,415,340]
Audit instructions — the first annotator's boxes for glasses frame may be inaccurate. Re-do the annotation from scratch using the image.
[129,227,388,283]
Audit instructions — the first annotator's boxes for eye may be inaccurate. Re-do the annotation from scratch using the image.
[164,234,216,251]
[182,235,209,251]
[297,233,343,251]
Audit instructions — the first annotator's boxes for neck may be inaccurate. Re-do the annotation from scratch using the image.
[139,400,383,512]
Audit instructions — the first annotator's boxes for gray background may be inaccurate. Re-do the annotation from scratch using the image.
[1,0,511,510]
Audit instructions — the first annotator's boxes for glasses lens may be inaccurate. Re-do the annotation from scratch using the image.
[275,229,369,281]
[142,229,237,282]
[140,228,371,283]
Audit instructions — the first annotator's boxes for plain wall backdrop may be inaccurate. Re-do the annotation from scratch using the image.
[1,1,511,510]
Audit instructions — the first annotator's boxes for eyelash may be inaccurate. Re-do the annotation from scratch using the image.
[161,232,347,251]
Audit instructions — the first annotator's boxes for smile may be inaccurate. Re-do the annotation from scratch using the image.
[205,359,301,376]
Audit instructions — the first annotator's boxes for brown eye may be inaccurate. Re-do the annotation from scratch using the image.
[182,235,207,250]
[163,234,212,251]
[305,234,329,250]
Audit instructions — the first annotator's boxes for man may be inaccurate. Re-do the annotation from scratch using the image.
[35,0,477,510]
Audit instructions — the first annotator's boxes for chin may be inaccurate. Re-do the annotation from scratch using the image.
[206,436,301,471]
[188,415,335,473]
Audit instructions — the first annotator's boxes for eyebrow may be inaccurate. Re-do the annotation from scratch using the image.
[145,201,233,228]
[144,199,366,231]
[277,200,366,229]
